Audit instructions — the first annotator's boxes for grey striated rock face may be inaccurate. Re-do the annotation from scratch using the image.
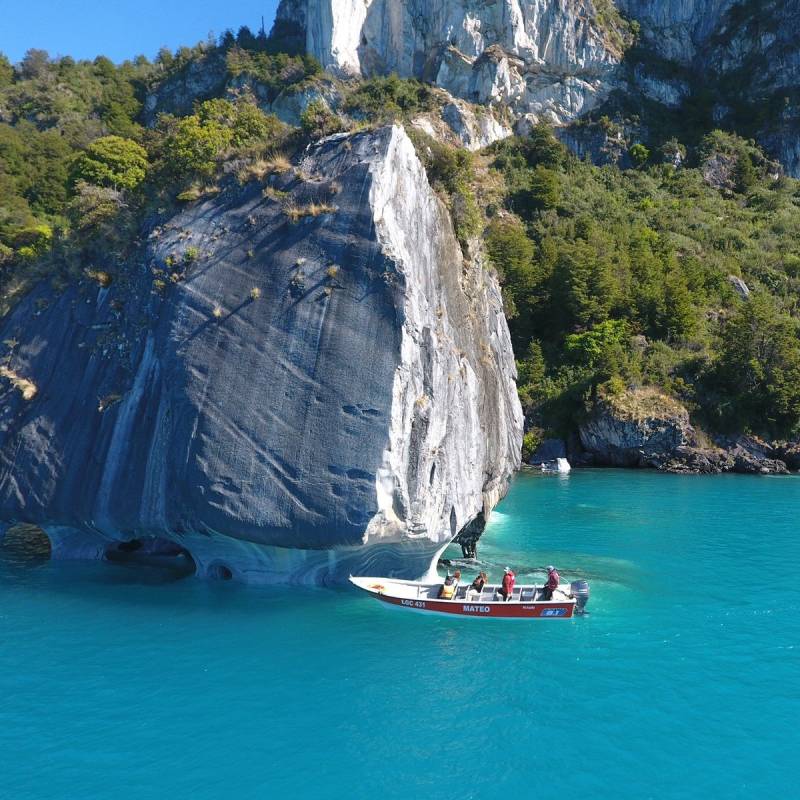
[619,0,800,176]
[578,390,792,474]
[143,52,229,124]
[440,100,513,150]
[411,98,513,151]
[579,387,695,467]
[617,0,736,63]
[141,2,800,175]
[0,125,522,583]
[275,0,624,125]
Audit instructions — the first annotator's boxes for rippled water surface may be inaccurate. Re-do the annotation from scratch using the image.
[1,470,798,799]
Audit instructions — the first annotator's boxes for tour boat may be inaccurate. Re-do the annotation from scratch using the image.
[349,575,590,618]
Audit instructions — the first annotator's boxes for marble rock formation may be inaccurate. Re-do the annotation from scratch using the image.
[274,0,625,125]
[275,0,800,175]
[0,125,523,583]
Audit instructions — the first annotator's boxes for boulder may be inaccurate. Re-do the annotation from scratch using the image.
[0,125,523,583]
[579,387,694,467]
[716,435,789,475]
[773,442,800,471]
[727,275,751,299]
[701,152,738,192]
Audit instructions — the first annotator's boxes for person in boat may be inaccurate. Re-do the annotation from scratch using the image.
[543,565,560,600]
[498,567,515,601]
[438,569,461,599]
[467,571,488,600]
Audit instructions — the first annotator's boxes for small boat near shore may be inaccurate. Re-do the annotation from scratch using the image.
[540,457,571,474]
[349,575,590,618]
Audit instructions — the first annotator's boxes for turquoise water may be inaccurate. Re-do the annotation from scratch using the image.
[1,470,798,799]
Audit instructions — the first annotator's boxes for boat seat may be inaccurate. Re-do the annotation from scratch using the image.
[520,587,535,602]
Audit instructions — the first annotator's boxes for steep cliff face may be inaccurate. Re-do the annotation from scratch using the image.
[0,125,522,583]
[275,0,627,125]
[617,0,735,62]
[275,0,800,175]
[619,0,800,175]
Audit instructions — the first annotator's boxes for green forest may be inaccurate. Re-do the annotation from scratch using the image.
[483,128,800,446]
[2,27,800,446]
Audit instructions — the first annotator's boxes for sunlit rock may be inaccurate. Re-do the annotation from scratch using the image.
[0,125,522,583]
[275,0,626,125]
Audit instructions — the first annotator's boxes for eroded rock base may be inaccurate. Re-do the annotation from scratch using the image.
[2,525,450,585]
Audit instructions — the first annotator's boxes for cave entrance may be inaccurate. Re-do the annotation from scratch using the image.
[208,563,234,581]
[0,524,52,563]
[104,537,196,578]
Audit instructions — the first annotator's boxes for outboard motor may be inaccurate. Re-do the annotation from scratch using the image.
[570,580,590,615]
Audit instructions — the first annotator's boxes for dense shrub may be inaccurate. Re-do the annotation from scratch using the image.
[225,49,321,101]
[709,293,800,433]
[158,96,282,180]
[629,143,650,167]
[0,53,13,88]
[344,74,436,120]
[160,114,233,178]
[195,97,285,147]
[410,131,481,246]
[486,218,536,318]
[67,182,133,256]
[299,100,344,139]
[73,135,149,190]
[10,223,52,261]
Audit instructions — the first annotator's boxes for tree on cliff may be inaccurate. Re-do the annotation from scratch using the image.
[0,53,13,88]
[73,136,149,191]
[486,217,536,321]
[712,293,800,435]
[160,114,233,179]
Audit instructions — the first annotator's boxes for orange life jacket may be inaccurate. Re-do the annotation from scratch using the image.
[440,581,456,599]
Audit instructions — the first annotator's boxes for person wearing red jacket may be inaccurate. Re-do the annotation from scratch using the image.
[543,565,560,600]
[498,567,515,601]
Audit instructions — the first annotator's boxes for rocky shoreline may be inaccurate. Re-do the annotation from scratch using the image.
[528,387,799,476]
